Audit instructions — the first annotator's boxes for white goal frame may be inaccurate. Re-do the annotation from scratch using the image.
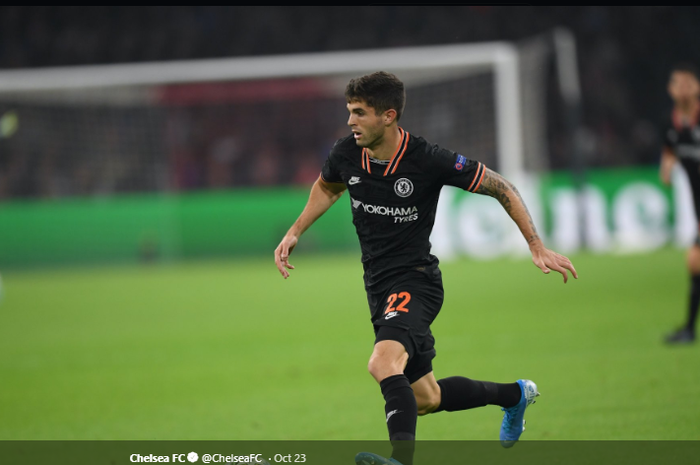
[0,42,525,179]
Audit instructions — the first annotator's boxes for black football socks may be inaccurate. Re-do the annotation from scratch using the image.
[433,376,522,412]
[686,274,700,335]
[380,374,417,465]
[378,374,522,464]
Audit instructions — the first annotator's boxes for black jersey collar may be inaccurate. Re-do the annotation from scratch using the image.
[361,128,409,176]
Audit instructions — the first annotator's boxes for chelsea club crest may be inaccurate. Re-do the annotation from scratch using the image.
[394,178,414,198]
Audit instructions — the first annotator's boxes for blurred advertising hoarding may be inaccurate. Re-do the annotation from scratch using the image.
[0,166,691,268]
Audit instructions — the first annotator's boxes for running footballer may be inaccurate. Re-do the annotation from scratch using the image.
[274,72,578,465]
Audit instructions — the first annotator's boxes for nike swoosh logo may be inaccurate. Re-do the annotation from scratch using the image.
[348,177,361,185]
[386,409,402,422]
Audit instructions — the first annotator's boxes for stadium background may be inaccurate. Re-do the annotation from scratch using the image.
[1,6,699,443]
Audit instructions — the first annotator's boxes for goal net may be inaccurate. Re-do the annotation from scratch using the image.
[0,41,551,263]
[0,42,546,197]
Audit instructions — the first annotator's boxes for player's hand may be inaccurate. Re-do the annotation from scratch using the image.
[660,170,672,186]
[274,235,298,279]
[530,244,578,284]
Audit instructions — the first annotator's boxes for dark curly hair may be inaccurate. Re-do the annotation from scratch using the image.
[345,71,406,121]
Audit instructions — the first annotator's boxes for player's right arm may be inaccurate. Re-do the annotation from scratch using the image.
[274,176,346,279]
[660,148,677,186]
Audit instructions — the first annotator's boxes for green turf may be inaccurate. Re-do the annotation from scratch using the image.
[0,248,698,440]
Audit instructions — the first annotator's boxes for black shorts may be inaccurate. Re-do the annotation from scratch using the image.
[367,264,445,384]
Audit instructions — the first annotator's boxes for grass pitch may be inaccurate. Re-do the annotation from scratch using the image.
[1,248,698,440]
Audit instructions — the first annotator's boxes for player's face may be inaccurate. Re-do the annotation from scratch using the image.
[668,71,700,103]
[347,100,387,149]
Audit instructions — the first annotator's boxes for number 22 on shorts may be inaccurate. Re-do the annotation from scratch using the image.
[384,292,411,314]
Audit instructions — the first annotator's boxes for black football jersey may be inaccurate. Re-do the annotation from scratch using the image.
[321,128,485,291]
[662,106,700,219]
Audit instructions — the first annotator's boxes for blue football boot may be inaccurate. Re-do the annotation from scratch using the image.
[499,379,540,448]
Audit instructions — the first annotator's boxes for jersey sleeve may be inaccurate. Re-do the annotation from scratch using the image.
[662,124,678,151]
[320,140,344,183]
[433,146,486,193]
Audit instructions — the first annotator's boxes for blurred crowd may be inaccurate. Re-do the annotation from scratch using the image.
[0,6,698,198]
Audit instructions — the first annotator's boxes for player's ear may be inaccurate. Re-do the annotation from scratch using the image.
[383,109,397,126]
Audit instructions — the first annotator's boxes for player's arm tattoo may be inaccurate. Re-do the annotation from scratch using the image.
[475,168,541,246]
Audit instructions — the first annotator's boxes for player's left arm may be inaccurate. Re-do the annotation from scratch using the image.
[475,167,578,283]
[659,148,677,186]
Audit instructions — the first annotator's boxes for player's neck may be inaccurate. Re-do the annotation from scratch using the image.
[365,126,402,161]
[675,98,699,117]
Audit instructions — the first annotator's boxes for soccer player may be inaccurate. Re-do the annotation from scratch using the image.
[660,63,700,345]
[274,72,578,465]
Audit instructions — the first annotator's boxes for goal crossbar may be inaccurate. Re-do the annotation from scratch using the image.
[0,42,524,176]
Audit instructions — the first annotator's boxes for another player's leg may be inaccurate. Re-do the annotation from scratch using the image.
[356,338,415,465]
[666,242,700,344]
[412,372,539,448]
